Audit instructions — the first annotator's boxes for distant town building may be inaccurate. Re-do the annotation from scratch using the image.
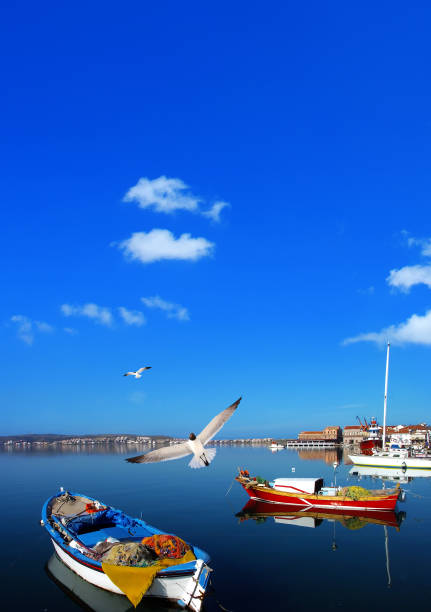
[343,425,367,446]
[298,426,342,442]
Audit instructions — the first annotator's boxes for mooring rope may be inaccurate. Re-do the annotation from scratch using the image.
[208,575,235,612]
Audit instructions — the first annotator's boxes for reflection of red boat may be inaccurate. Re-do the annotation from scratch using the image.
[236,499,404,530]
[236,471,401,511]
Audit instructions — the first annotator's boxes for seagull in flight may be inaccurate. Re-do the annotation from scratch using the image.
[126,397,242,468]
[123,367,152,379]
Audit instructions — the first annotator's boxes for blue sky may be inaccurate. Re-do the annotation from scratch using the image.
[2,1,431,436]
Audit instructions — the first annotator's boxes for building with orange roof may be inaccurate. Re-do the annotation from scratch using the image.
[298,426,342,442]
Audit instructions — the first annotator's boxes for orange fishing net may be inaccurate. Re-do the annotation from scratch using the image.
[85,502,105,514]
[141,534,189,559]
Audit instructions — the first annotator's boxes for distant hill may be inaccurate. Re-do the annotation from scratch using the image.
[0,433,173,443]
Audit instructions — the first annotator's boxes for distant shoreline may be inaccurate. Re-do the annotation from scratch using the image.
[1,433,275,447]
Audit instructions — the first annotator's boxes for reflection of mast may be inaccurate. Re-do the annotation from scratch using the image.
[331,520,337,551]
[384,525,391,588]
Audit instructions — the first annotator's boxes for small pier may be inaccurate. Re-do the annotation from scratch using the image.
[284,440,340,448]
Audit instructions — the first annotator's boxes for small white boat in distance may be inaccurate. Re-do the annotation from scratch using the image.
[269,442,285,451]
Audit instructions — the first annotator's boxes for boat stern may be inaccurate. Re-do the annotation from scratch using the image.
[175,559,211,612]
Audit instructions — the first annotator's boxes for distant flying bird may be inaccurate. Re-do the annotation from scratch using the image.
[126,397,242,468]
[123,367,152,379]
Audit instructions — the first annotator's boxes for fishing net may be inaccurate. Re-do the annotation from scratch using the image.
[141,534,190,559]
[255,476,270,485]
[102,542,158,567]
[341,516,367,530]
[102,539,196,608]
[337,486,370,500]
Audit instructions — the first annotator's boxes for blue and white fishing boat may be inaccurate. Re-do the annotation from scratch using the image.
[41,490,211,611]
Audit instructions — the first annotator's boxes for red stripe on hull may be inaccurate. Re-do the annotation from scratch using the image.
[242,485,398,511]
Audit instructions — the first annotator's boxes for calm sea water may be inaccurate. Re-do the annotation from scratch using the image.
[2,445,431,611]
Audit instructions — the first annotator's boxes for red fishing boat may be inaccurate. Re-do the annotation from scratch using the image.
[360,416,382,455]
[235,470,401,511]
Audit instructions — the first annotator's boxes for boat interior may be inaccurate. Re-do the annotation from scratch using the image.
[49,493,154,549]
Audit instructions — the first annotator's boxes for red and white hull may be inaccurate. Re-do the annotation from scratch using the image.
[236,478,400,511]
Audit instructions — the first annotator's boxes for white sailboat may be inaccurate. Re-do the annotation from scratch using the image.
[349,343,431,470]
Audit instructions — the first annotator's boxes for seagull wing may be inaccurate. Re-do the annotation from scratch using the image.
[137,367,151,374]
[126,442,191,464]
[124,372,134,376]
[198,397,242,445]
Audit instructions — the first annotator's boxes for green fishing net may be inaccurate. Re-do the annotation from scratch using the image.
[337,486,370,500]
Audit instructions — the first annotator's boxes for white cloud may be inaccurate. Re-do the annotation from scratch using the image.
[117,229,214,264]
[11,315,53,345]
[343,309,431,346]
[141,295,190,321]
[123,176,229,222]
[61,303,113,326]
[35,321,53,333]
[123,176,200,213]
[407,236,431,257]
[118,307,146,326]
[202,201,230,222]
[387,265,431,292]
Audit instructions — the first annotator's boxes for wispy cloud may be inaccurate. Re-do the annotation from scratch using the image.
[346,234,431,347]
[141,295,189,321]
[202,201,230,222]
[407,235,431,257]
[123,176,230,222]
[118,307,146,326]
[387,264,431,292]
[343,309,431,346]
[124,176,200,213]
[117,229,214,264]
[61,303,113,326]
[387,234,431,292]
[11,315,53,345]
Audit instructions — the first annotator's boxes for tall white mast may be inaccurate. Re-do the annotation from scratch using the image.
[382,342,390,450]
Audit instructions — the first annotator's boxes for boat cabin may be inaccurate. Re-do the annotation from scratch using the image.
[270,478,324,494]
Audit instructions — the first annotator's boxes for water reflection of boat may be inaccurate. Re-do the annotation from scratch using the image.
[349,465,431,483]
[46,553,180,611]
[236,500,405,531]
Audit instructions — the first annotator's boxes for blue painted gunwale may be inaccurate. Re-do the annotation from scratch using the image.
[42,490,210,578]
